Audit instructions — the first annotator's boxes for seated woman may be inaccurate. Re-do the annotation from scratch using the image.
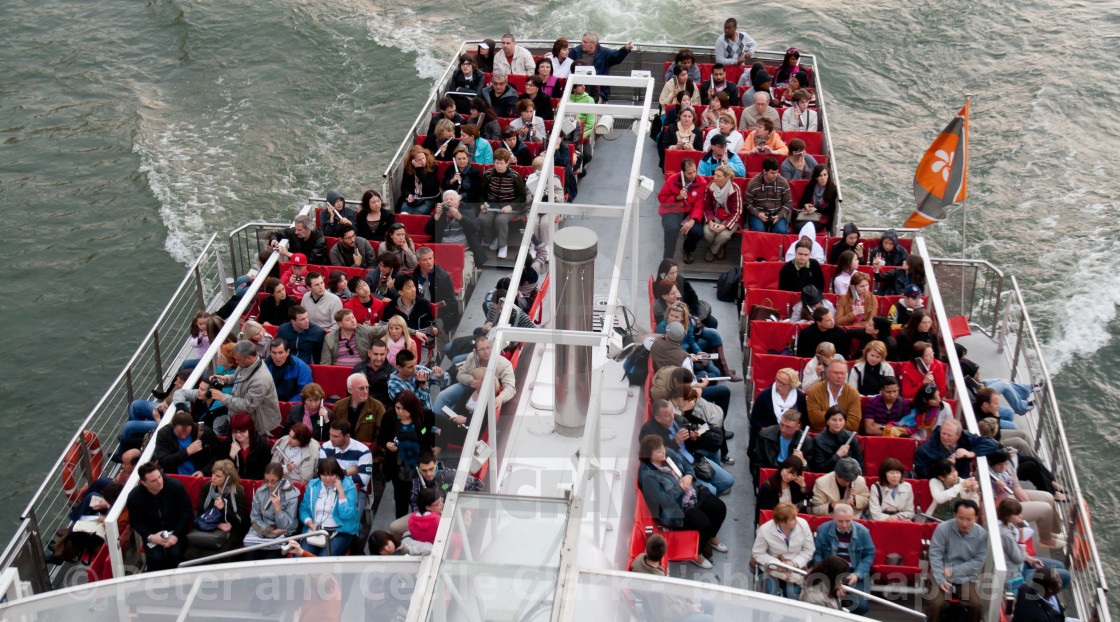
[875,253,927,296]
[800,556,848,610]
[832,250,859,296]
[810,456,870,516]
[777,70,809,107]
[700,91,733,130]
[533,58,560,99]
[450,54,485,97]
[421,119,461,162]
[659,64,700,108]
[989,450,1065,549]
[405,487,443,553]
[847,340,896,396]
[809,406,865,475]
[780,139,818,181]
[398,146,441,215]
[188,459,250,556]
[743,117,788,156]
[479,149,528,259]
[868,457,915,521]
[657,103,702,170]
[757,455,808,514]
[240,320,273,358]
[385,315,419,367]
[382,223,419,272]
[702,113,744,154]
[243,463,302,559]
[442,146,484,204]
[672,384,732,464]
[638,435,727,570]
[749,367,807,442]
[656,258,718,329]
[661,89,695,128]
[286,383,332,444]
[773,48,802,87]
[327,270,351,301]
[344,277,387,325]
[794,164,837,234]
[508,98,547,143]
[656,302,723,379]
[299,458,360,556]
[787,284,835,324]
[320,190,357,239]
[701,165,743,263]
[498,127,533,166]
[226,413,271,480]
[458,124,493,165]
[861,377,910,436]
[802,342,843,391]
[466,97,502,141]
[998,497,1071,591]
[896,308,939,362]
[271,422,321,484]
[895,382,951,441]
[926,458,980,520]
[257,278,296,326]
[752,501,813,597]
[828,223,863,265]
[836,273,877,328]
[899,341,947,399]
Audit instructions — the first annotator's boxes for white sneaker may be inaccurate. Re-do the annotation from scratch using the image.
[712,542,728,553]
[497,246,509,259]
[690,557,713,569]
[489,238,500,251]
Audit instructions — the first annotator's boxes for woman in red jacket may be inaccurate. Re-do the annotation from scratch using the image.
[701,165,744,262]
[899,340,947,399]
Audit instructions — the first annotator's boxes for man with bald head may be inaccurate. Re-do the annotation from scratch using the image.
[813,503,875,614]
[331,373,385,445]
[806,359,862,432]
[739,91,781,130]
[914,418,989,479]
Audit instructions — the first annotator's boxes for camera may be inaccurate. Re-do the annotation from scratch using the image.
[281,543,293,556]
[208,375,226,391]
[160,530,173,539]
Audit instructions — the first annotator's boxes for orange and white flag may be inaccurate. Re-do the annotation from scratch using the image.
[905,101,969,228]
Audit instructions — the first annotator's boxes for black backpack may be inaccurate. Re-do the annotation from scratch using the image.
[622,345,651,385]
[716,267,742,303]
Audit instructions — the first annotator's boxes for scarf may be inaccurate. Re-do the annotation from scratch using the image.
[710,179,733,207]
[771,386,798,419]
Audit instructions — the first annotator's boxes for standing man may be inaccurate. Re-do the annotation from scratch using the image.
[927,499,987,622]
[126,463,192,572]
[493,34,535,75]
[568,32,633,102]
[715,18,756,66]
[331,373,386,445]
[353,339,393,406]
[210,340,281,434]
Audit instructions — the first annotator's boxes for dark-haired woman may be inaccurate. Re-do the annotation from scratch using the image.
[656,258,717,329]
[896,309,940,364]
[659,64,700,108]
[299,458,360,556]
[450,53,485,96]
[773,48,802,87]
[533,58,561,98]
[875,253,927,296]
[474,39,496,73]
[441,146,484,203]
[544,38,573,79]
[809,406,864,474]
[757,455,808,513]
[800,556,848,610]
[356,189,395,242]
[258,277,296,326]
[795,165,837,234]
[379,391,437,519]
[467,97,502,141]
[895,381,951,441]
[829,223,862,265]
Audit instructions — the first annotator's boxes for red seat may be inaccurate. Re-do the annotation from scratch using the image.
[867,520,926,582]
[168,473,209,507]
[948,316,972,339]
[506,74,527,94]
[417,243,466,294]
[263,324,279,337]
[311,365,352,399]
[788,179,809,202]
[781,131,823,154]
[751,353,805,394]
[664,149,705,174]
[743,289,801,321]
[740,260,785,290]
[634,493,700,562]
[747,322,800,358]
[325,236,338,254]
[397,214,429,237]
[740,231,794,262]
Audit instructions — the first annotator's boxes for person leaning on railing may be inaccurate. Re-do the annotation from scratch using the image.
[154,409,223,477]
[268,214,327,266]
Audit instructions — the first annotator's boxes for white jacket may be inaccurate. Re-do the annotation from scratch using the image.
[782,107,819,133]
[868,481,916,521]
[493,45,536,76]
[752,516,815,569]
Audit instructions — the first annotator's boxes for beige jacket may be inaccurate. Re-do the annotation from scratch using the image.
[810,472,870,515]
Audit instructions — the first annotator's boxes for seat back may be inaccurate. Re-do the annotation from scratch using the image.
[664,149,705,174]
[310,364,352,400]
[746,322,800,358]
[861,436,919,476]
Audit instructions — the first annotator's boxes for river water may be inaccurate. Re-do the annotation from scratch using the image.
[2,0,1119,605]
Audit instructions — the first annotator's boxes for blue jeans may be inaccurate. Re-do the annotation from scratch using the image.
[701,385,731,415]
[302,532,354,557]
[760,572,801,598]
[1025,558,1070,589]
[986,379,1032,414]
[402,199,436,215]
[693,457,734,496]
[748,216,790,234]
[661,212,704,259]
[234,274,251,297]
[841,575,870,614]
[696,327,723,351]
[433,382,471,417]
[115,400,160,460]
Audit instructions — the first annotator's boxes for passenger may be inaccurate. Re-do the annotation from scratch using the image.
[875,253,927,296]
[268,214,328,266]
[659,301,739,380]
[425,96,466,137]
[432,334,515,422]
[154,409,223,477]
[568,32,632,101]
[480,287,538,334]
[660,64,701,110]
[413,246,462,335]
[380,391,438,518]
[127,463,192,571]
[700,91,733,130]
[812,504,874,614]
[868,228,908,267]
[544,38,574,79]
[836,272,877,327]
[900,340,947,399]
[406,487,443,550]
[781,89,820,132]
[787,284,835,324]
[398,146,441,215]
[628,535,717,622]
[474,39,496,73]
[810,406,865,474]
[187,459,250,556]
[672,384,733,465]
[422,119,461,162]
[832,250,859,296]
[328,225,376,269]
[811,456,869,516]
[243,463,301,558]
[697,164,743,263]
[926,499,987,622]
[828,223,863,265]
[659,105,703,173]
[319,190,357,239]
[649,322,696,375]
[484,71,521,118]
[750,368,807,440]
[388,349,448,411]
[896,308,940,362]
[287,383,331,443]
[796,307,870,359]
[779,239,825,292]
[754,410,814,473]
[973,387,1027,438]
[847,340,895,397]
[794,164,837,233]
[278,253,312,301]
[998,498,1071,591]
[568,82,598,142]
[897,382,951,441]
[773,48,802,86]
[702,112,745,153]
[224,413,270,480]
[743,117,789,156]
[640,399,734,496]
[466,97,502,140]
[450,55,485,98]
[383,224,419,274]
[258,279,295,328]
[925,458,980,520]
[458,124,493,165]
[1012,567,1070,622]
[650,366,732,422]
[493,33,535,76]
[802,341,843,391]
[663,48,701,83]
[661,90,695,128]
[531,59,560,100]
[741,70,774,107]
[508,98,547,143]
[715,18,756,65]
[318,420,373,513]
[697,133,746,177]
[777,71,812,108]
[330,373,385,445]
[69,450,135,522]
[479,148,528,259]
[366,252,401,303]
[914,420,983,479]
[383,315,419,367]
[271,423,320,484]
[807,360,863,433]
[387,452,484,538]
[327,270,351,301]
[266,338,312,403]
[889,284,925,328]
[700,63,741,106]
[740,91,781,130]
[988,450,1065,548]
[752,501,813,597]
[868,457,916,521]
[757,455,808,513]
[344,277,387,326]
[210,340,282,434]
[276,308,325,368]
[638,435,727,570]
[780,139,818,181]
[800,556,849,611]
[299,457,360,557]
[862,377,910,436]
[299,271,342,332]
[656,258,718,328]
[352,340,392,407]
[745,157,793,233]
[116,370,192,459]
[526,153,564,204]
[499,126,533,166]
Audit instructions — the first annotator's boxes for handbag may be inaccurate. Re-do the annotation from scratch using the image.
[186,528,230,549]
[691,457,715,481]
[749,298,781,323]
[795,209,822,223]
[193,505,223,532]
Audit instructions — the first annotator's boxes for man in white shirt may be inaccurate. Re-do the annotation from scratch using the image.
[714,18,756,65]
[302,271,342,332]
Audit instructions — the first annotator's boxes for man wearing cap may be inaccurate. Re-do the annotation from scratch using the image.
[320,190,357,238]
[493,34,535,76]
[810,456,869,515]
[329,225,378,269]
[697,133,746,177]
[483,71,520,117]
[649,322,705,375]
[268,214,328,265]
[889,284,925,328]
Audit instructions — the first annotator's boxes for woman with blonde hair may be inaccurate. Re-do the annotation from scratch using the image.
[749,368,807,457]
[240,319,273,358]
[189,459,250,554]
[836,272,878,328]
[847,340,895,396]
[385,315,418,366]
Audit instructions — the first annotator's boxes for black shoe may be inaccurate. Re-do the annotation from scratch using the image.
[151,386,170,400]
[723,430,735,441]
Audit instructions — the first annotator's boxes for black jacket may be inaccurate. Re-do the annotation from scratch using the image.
[154,423,222,476]
[352,359,394,407]
[126,475,193,541]
[421,134,462,162]
[398,169,441,211]
[1012,585,1065,622]
[268,227,327,265]
[412,265,461,332]
[520,91,554,121]
[449,71,484,98]
[796,322,867,358]
[808,428,864,474]
[228,432,271,480]
[699,79,741,106]
[356,209,395,243]
[196,482,251,547]
[483,85,519,118]
[426,112,466,137]
[320,206,358,239]
[753,424,814,472]
[757,478,808,514]
[441,163,484,203]
[384,295,435,333]
[778,259,825,293]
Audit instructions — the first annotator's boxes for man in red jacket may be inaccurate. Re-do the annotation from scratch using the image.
[657,158,706,263]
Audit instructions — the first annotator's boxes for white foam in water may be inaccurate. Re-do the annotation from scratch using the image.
[1039,232,1120,373]
[361,7,459,81]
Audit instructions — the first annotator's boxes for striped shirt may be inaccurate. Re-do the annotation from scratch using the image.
[319,438,372,489]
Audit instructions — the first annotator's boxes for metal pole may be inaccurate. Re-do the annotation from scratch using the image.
[179,530,331,567]
[193,265,206,311]
[152,327,165,392]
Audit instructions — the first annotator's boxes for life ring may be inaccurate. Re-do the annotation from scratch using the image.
[1070,502,1092,570]
[62,430,104,502]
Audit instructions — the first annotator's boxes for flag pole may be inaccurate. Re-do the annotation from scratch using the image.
[960,96,971,261]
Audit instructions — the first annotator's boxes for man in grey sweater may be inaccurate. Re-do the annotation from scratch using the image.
[927,498,988,622]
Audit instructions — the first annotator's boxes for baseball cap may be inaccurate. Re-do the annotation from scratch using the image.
[290,253,307,266]
[904,284,922,298]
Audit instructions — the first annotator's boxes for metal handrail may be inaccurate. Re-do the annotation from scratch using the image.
[928,256,1005,336]
[763,560,927,619]
[178,530,330,567]
[227,220,292,277]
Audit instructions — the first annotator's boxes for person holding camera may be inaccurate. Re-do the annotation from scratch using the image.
[387,349,448,412]
[427,190,487,269]
[209,340,281,435]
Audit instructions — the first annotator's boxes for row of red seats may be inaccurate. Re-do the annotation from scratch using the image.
[660,62,813,86]
[663,106,819,141]
[741,261,879,294]
[757,425,919,478]
[664,149,828,176]
[757,469,932,512]
[741,231,914,263]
